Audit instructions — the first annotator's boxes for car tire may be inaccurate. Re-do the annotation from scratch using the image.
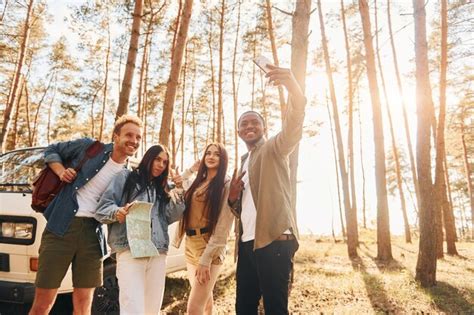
[91,262,119,315]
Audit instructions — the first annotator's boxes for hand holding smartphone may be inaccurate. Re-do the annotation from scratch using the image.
[253,55,273,74]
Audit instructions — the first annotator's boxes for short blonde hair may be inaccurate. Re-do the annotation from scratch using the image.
[113,115,143,136]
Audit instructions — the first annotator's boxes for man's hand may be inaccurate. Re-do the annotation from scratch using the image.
[195,264,211,285]
[116,202,134,224]
[228,168,246,203]
[59,168,77,183]
[170,166,183,189]
[266,64,305,101]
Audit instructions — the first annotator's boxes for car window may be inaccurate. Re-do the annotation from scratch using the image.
[0,148,45,192]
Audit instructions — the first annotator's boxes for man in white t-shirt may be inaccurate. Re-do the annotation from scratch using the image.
[29,115,143,315]
[228,65,306,315]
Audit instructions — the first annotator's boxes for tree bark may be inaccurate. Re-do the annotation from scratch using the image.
[387,0,421,214]
[435,0,458,255]
[317,0,356,257]
[116,0,144,120]
[159,0,193,146]
[290,0,311,238]
[460,116,474,240]
[207,11,217,142]
[216,0,225,143]
[358,0,392,261]
[358,94,367,228]
[265,0,286,119]
[1,0,34,153]
[326,93,346,239]
[99,13,111,142]
[340,0,358,236]
[374,0,411,244]
[413,0,437,287]
[232,0,241,165]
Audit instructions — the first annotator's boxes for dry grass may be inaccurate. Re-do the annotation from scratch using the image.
[162,230,474,314]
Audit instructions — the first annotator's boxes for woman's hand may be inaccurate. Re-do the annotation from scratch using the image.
[116,202,134,223]
[195,264,211,285]
[170,166,183,189]
[190,160,200,173]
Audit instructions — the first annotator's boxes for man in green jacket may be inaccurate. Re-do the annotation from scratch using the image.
[228,64,306,315]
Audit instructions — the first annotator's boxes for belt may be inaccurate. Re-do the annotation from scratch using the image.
[186,227,210,236]
[275,234,296,241]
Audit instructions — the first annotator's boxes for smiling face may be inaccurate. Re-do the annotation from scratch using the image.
[204,144,221,170]
[113,122,142,159]
[238,112,265,147]
[151,151,169,178]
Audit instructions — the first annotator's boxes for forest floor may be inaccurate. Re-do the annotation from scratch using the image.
[162,229,474,314]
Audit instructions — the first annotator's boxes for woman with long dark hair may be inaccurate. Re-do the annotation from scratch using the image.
[173,143,234,315]
[95,144,184,314]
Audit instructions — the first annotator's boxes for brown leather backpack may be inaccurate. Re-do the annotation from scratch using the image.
[31,141,104,212]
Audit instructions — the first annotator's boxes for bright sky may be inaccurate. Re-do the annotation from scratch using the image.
[41,0,450,236]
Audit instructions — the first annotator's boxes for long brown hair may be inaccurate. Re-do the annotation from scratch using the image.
[181,143,228,235]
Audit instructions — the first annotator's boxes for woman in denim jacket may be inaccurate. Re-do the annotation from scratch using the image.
[95,145,184,314]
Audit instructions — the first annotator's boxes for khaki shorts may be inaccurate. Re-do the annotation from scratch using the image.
[185,233,224,266]
[35,217,103,289]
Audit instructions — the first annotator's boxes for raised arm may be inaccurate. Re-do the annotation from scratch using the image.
[266,65,307,156]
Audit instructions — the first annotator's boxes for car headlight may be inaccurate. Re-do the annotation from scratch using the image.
[0,216,37,245]
[1,222,33,239]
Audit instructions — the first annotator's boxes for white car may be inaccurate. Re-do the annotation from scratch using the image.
[0,147,185,314]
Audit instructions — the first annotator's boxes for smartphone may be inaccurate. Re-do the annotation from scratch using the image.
[253,55,273,73]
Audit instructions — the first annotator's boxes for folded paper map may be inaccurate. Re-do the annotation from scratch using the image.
[126,201,159,258]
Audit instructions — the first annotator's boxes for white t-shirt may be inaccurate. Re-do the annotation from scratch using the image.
[241,152,257,242]
[76,158,125,217]
[240,151,291,241]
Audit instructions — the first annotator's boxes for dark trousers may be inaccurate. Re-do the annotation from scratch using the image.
[236,239,295,315]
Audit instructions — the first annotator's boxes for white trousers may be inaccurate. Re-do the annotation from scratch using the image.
[116,249,167,315]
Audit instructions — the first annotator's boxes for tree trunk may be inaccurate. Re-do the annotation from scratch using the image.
[460,119,474,240]
[444,152,456,242]
[317,0,356,257]
[31,72,54,146]
[358,95,367,228]
[264,0,286,119]
[99,14,111,142]
[232,0,241,165]
[387,0,421,214]
[326,93,346,239]
[116,0,143,120]
[340,0,358,236]
[180,45,188,169]
[413,0,437,287]
[435,0,458,255]
[159,0,193,147]
[25,82,34,146]
[46,86,56,145]
[207,11,217,142]
[1,0,34,153]
[290,0,311,238]
[358,0,392,261]
[216,0,225,143]
[374,0,411,244]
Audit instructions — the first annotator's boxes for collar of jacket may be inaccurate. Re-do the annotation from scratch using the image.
[241,137,266,164]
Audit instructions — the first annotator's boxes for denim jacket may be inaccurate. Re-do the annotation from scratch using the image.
[95,169,185,254]
[42,138,116,254]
